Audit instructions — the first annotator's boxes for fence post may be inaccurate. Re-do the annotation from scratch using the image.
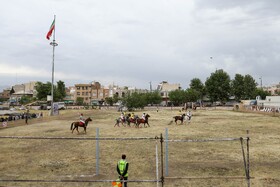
[96,127,99,175]
[246,130,250,187]
[240,137,248,180]
[160,133,164,187]
[165,128,169,176]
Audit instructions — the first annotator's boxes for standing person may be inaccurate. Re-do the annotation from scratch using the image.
[25,113,28,124]
[117,154,129,187]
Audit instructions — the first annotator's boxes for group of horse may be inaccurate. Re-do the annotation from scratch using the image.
[70,111,191,134]
[173,113,192,125]
[114,113,151,128]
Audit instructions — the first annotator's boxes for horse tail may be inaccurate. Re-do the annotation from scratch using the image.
[70,122,74,130]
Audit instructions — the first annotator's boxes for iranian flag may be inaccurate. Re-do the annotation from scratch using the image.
[46,19,55,40]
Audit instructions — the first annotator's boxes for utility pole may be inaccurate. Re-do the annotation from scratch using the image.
[48,15,58,116]
[259,77,263,89]
[149,81,152,92]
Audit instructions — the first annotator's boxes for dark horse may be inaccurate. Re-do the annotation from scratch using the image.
[136,114,151,128]
[70,117,92,134]
[173,114,185,124]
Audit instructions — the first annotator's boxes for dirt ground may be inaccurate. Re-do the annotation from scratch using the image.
[0,107,279,187]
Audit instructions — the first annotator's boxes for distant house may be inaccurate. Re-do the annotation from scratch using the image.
[0,89,11,101]
[63,86,75,104]
[9,82,37,105]
[74,81,109,105]
[263,82,280,96]
[156,81,181,106]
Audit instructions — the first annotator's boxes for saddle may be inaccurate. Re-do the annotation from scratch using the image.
[79,121,85,126]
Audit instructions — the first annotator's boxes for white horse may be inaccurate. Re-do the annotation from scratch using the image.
[184,111,192,124]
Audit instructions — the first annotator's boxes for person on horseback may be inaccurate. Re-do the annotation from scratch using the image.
[120,112,124,121]
[178,110,183,117]
[186,110,192,123]
[141,113,146,120]
[130,113,135,120]
[79,113,85,125]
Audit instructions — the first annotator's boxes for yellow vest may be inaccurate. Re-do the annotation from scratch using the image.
[118,160,128,177]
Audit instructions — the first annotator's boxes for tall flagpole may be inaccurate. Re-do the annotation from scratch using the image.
[50,15,58,116]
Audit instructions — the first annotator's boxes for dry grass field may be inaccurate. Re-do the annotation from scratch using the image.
[0,107,279,187]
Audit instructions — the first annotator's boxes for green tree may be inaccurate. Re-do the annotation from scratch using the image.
[169,89,186,106]
[185,88,200,102]
[205,69,231,102]
[243,75,257,99]
[35,81,66,101]
[35,82,52,100]
[231,74,245,101]
[19,95,32,105]
[105,97,114,106]
[55,80,66,102]
[122,92,146,110]
[253,88,271,100]
[113,94,119,104]
[76,97,84,105]
[145,91,162,105]
[189,78,205,105]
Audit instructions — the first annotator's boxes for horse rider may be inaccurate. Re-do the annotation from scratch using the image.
[79,113,85,125]
[141,113,146,120]
[186,110,192,123]
[130,113,135,120]
[120,112,125,121]
[178,110,183,117]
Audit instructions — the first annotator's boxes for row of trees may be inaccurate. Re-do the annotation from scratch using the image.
[29,69,270,109]
[168,69,270,106]
[120,69,271,109]
[11,80,67,105]
[36,81,66,101]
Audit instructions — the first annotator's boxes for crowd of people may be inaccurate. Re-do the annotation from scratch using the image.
[1,112,43,127]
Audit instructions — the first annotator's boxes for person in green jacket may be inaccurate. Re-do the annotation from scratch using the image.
[117,154,129,187]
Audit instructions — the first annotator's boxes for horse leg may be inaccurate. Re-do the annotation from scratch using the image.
[76,126,79,134]
[84,126,86,134]
[147,122,150,127]
[72,125,77,133]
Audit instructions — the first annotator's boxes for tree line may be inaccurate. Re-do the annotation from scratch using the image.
[25,69,270,109]
[121,69,270,109]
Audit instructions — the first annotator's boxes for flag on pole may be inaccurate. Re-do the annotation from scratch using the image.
[46,19,55,40]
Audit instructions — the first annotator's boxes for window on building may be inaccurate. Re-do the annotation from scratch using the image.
[77,92,80,96]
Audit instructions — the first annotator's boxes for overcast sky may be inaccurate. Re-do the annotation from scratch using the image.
[1,0,280,90]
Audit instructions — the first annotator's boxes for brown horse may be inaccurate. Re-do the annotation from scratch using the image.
[70,117,92,134]
[136,114,150,128]
[173,114,185,124]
